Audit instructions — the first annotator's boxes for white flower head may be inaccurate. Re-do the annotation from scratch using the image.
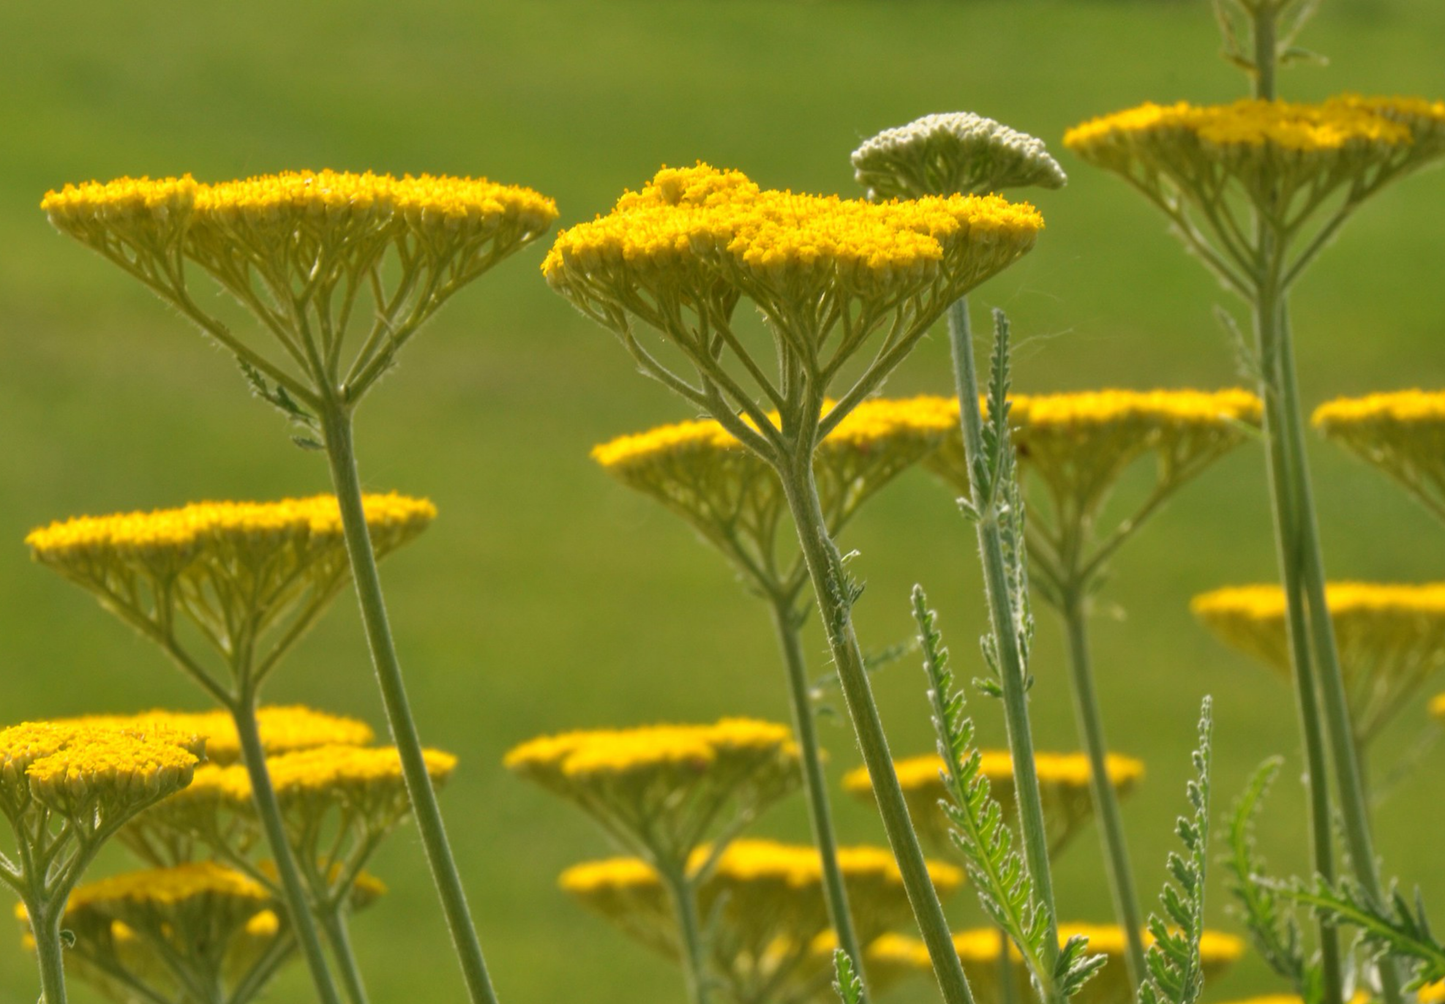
[852,112,1067,200]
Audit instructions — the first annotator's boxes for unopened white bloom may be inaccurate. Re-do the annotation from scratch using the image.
[852,112,1067,200]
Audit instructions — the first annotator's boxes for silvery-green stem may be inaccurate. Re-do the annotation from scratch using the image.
[231,697,345,1004]
[778,457,977,1004]
[1058,591,1146,991]
[947,297,1062,1004]
[30,899,68,1004]
[768,595,868,994]
[320,401,502,1004]
[319,906,370,1004]
[659,863,711,1004]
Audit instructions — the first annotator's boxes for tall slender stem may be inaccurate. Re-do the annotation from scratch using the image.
[319,400,502,1004]
[1057,591,1147,991]
[30,900,68,1004]
[947,297,1062,1003]
[659,863,711,1004]
[766,595,867,991]
[231,698,345,1004]
[778,462,977,1004]
[319,906,371,1004]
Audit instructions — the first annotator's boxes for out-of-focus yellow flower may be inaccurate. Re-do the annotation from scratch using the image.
[1314,390,1445,524]
[27,494,434,687]
[60,706,374,766]
[593,396,958,593]
[842,750,1143,857]
[875,925,1243,1004]
[506,719,800,868]
[1193,583,1445,743]
[561,838,962,1004]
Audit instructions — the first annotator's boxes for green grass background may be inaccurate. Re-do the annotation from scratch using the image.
[1,1,1443,1001]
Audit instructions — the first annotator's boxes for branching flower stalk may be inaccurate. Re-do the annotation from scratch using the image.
[41,170,560,1004]
[1066,6,1445,1004]
[27,497,434,1004]
[593,397,957,982]
[546,162,1044,1004]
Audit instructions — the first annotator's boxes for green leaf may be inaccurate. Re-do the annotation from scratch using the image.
[832,948,866,1004]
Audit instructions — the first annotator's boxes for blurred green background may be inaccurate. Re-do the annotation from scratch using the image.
[2,1,1443,1001]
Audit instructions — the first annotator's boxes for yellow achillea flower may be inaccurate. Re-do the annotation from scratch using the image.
[878,925,1244,1004]
[506,719,801,868]
[593,396,958,593]
[843,751,1143,857]
[1192,583,1445,744]
[1313,389,1445,524]
[42,171,558,404]
[560,839,962,1004]
[62,705,374,766]
[929,389,1261,537]
[27,494,434,691]
[1419,981,1445,1004]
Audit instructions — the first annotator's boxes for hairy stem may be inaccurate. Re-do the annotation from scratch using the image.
[31,900,68,1004]
[767,595,868,993]
[1058,591,1147,992]
[231,698,345,1004]
[778,459,976,1004]
[947,297,1062,1004]
[319,401,502,1004]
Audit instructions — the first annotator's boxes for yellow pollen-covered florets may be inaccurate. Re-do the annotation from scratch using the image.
[60,706,374,766]
[64,861,270,914]
[266,744,457,800]
[844,751,1142,856]
[1193,583,1445,742]
[1313,389,1445,524]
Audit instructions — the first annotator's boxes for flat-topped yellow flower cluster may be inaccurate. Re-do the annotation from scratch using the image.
[61,706,375,766]
[1314,389,1445,523]
[1193,583,1445,742]
[844,751,1144,856]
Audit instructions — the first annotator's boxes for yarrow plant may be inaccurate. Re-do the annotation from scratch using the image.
[1313,391,1445,525]
[42,168,558,1004]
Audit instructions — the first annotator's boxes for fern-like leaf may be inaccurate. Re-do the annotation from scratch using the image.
[914,585,1087,997]
[832,948,866,1004]
[1139,698,1214,1004]
[1282,876,1445,990]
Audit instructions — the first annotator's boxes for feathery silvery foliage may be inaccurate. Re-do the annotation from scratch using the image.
[914,585,1104,1002]
[853,112,1067,201]
[1283,876,1445,992]
[1138,698,1214,1004]
[832,949,866,1004]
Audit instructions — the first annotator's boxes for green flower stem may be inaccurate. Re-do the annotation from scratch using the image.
[778,457,977,1004]
[1267,302,1403,1004]
[658,863,711,1004]
[767,593,868,992]
[231,697,346,1004]
[30,900,68,1004]
[947,297,1062,1003]
[1057,590,1146,991]
[319,906,371,1004]
[318,400,502,1004]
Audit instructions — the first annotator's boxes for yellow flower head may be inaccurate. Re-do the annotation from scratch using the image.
[1065,98,1420,217]
[27,493,435,684]
[886,925,1244,1004]
[0,721,200,838]
[43,170,558,405]
[61,705,374,766]
[593,396,959,592]
[929,389,1261,542]
[506,718,801,867]
[27,863,281,1004]
[1313,390,1445,525]
[1193,582,1445,743]
[843,750,1143,857]
[560,839,961,1004]
[546,164,1040,445]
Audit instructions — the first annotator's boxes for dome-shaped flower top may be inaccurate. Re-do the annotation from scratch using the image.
[844,750,1143,857]
[852,112,1068,201]
[505,719,801,867]
[561,839,962,1003]
[1313,389,1445,524]
[879,925,1244,1004]
[546,164,1040,459]
[41,171,558,404]
[27,494,435,687]
[592,396,957,594]
[1192,582,1445,743]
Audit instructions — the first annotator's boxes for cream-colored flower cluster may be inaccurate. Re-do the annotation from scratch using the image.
[852,112,1067,201]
